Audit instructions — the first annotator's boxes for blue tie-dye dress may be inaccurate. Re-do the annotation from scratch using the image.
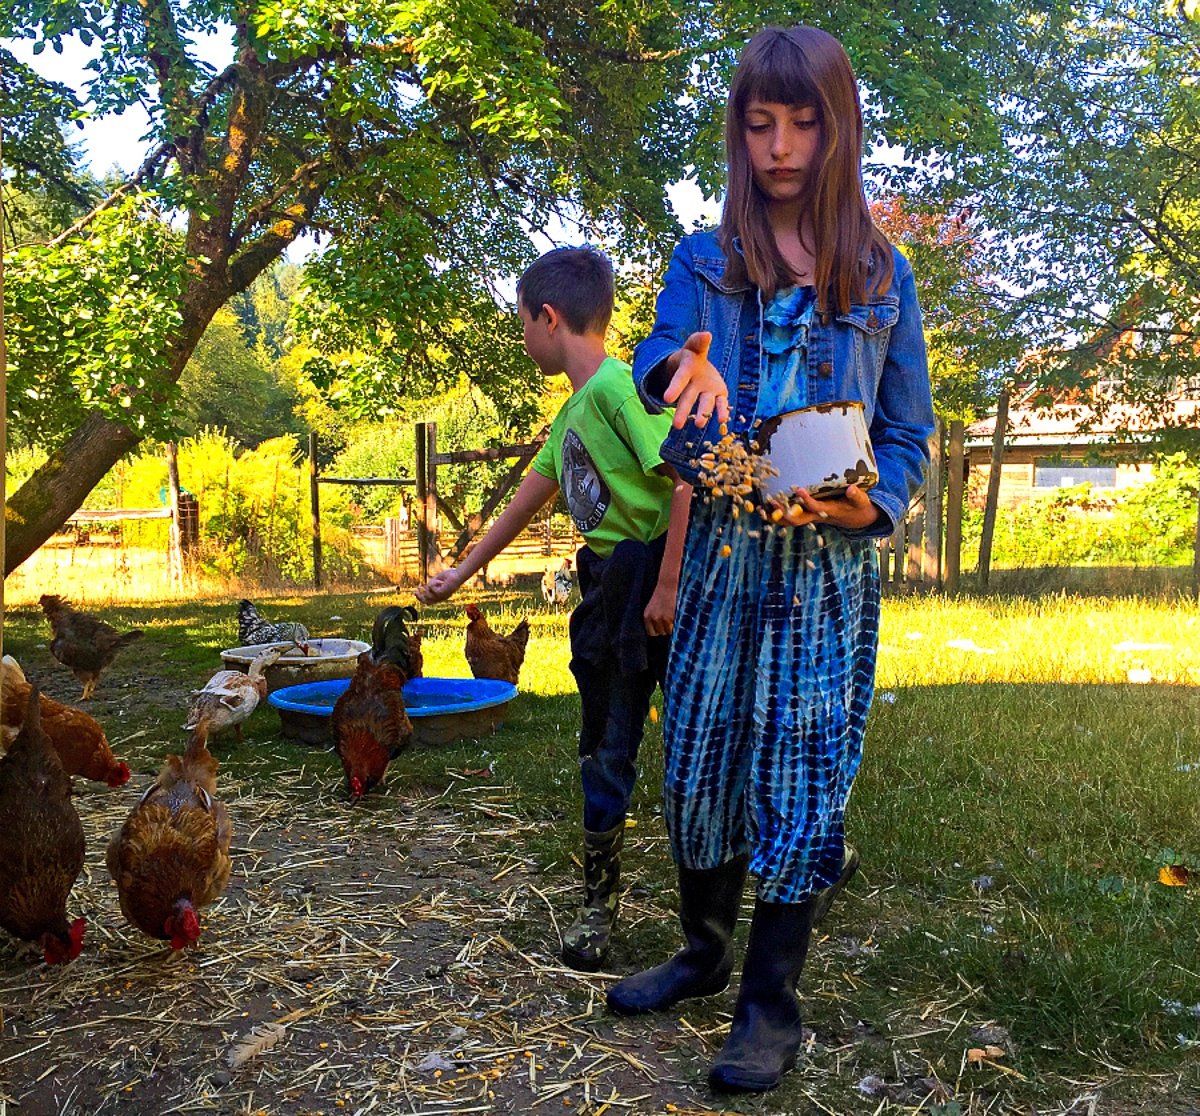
[661,286,881,904]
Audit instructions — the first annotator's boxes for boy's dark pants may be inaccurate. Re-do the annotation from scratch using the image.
[572,662,658,832]
[562,535,669,969]
[569,533,669,826]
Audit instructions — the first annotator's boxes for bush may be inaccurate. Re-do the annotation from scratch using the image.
[960,454,1200,569]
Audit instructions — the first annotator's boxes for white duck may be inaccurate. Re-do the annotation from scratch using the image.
[183,647,283,741]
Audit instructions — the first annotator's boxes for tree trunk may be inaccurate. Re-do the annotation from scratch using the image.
[4,413,143,573]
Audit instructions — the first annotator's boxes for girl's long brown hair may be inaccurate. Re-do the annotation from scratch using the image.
[718,26,894,314]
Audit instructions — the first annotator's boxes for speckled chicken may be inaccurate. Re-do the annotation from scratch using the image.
[0,689,87,965]
[183,646,283,741]
[237,600,310,652]
[39,594,144,700]
[106,725,232,950]
[464,604,529,686]
[332,607,420,800]
[2,656,130,786]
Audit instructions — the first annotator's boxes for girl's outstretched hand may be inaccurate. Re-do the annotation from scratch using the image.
[772,484,882,531]
[663,332,729,430]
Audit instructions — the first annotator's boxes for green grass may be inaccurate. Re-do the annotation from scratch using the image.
[4,586,1199,1110]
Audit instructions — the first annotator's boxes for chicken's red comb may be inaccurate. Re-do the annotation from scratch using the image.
[68,917,86,958]
[107,762,131,787]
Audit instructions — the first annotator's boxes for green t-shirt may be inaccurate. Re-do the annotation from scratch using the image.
[532,357,676,559]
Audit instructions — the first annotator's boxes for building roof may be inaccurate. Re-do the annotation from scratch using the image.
[965,399,1200,448]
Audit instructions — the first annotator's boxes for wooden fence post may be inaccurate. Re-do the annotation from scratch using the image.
[889,517,905,587]
[166,441,184,588]
[1192,484,1200,601]
[906,508,925,587]
[977,389,1010,589]
[415,422,430,584]
[309,432,322,589]
[425,423,440,577]
[923,419,944,588]
[0,127,6,672]
[944,419,965,593]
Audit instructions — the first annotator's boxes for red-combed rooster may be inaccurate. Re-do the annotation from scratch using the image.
[332,606,420,801]
[464,604,529,686]
[106,725,232,949]
[1,656,130,786]
[0,689,87,965]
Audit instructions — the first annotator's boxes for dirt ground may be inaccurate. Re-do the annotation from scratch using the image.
[3,655,1199,1116]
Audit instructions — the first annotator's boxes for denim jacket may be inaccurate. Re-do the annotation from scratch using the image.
[633,229,935,540]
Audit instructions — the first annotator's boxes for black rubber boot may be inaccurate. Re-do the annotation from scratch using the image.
[808,844,860,930]
[561,823,625,972]
[708,897,815,1093]
[607,855,748,1015]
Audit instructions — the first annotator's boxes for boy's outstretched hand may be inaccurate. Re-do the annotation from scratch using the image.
[664,332,729,430]
[415,567,464,604]
[772,484,882,531]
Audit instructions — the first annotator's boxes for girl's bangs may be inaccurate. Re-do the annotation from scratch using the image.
[737,39,820,111]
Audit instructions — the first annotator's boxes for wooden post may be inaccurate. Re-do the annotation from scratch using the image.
[165,442,184,588]
[415,422,430,584]
[385,517,402,569]
[1192,482,1200,601]
[890,517,905,586]
[977,389,1011,589]
[944,419,966,593]
[906,508,925,587]
[0,127,6,674]
[922,419,944,587]
[309,432,322,588]
[425,422,439,577]
[878,536,891,585]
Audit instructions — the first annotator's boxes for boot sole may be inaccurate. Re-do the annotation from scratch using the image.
[708,1050,797,1094]
[561,945,609,973]
[606,970,732,1016]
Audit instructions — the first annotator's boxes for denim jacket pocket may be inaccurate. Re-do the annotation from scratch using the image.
[837,298,900,400]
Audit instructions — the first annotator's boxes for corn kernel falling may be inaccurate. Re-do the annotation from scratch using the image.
[720,544,732,557]
[805,558,817,570]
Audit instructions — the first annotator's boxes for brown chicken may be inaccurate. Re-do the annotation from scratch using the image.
[333,655,413,800]
[106,725,232,949]
[40,594,144,700]
[1,657,130,786]
[0,689,87,965]
[332,607,418,800]
[464,604,529,686]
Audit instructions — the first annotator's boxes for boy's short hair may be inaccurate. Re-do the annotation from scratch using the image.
[517,246,615,335]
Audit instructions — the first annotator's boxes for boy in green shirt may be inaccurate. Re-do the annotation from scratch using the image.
[417,246,691,970]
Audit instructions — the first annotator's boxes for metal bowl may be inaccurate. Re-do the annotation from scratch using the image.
[220,639,371,694]
[757,400,878,501]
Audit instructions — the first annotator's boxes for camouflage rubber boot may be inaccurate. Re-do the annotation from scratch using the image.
[561,823,625,972]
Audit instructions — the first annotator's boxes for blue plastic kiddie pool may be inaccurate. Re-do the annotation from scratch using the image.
[268,676,518,747]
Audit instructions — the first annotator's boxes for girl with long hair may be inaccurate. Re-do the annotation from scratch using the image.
[606,26,934,1094]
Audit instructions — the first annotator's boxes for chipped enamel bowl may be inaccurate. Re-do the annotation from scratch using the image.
[756,400,878,501]
[220,639,371,693]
